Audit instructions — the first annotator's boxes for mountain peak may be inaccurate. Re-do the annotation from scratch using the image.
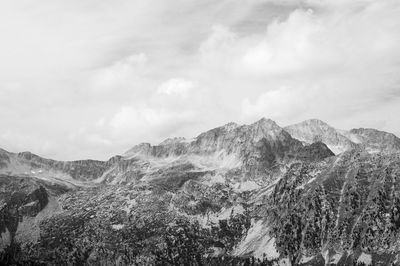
[159,137,186,145]
[251,117,280,129]
[284,119,354,155]
[222,122,240,131]
[299,118,331,127]
[124,142,152,156]
[0,147,10,154]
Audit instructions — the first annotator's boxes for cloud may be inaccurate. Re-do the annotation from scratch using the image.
[241,86,313,121]
[90,53,148,91]
[239,9,327,76]
[156,78,194,97]
[201,2,400,79]
[200,25,237,56]
[109,105,196,142]
[197,0,400,125]
[1,0,400,160]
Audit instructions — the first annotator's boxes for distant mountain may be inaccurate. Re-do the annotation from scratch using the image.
[0,149,114,189]
[1,118,400,265]
[284,119,356,154]
[121,118,333,185]
[344,128,400,154]
[126,118,317,160]
[285,119,400,155]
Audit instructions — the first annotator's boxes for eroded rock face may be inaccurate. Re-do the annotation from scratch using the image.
[295,141,335,162]
[121,118,333,185]
[285,119,400,156]
[1,118,399,265]
[284,119,357,155]
[16,151,110,181]
[0,175,52,262]
[348,128,400,154]
[266,151,400,265]
[0,149,10,169]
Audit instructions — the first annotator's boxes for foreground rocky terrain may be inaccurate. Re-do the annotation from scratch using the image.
[1,118,400,265]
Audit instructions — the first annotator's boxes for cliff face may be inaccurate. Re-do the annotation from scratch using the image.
[285,119,400,156]
[347,128,400,154]
[265,150,400,265]
[0,118,399,265]
[284,119,357,155]
[0,150,111,191]
[0,118,332,188]
[118,118,333,185]
[0,174,65,264]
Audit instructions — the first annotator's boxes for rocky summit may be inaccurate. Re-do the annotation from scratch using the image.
[1,118,400,265]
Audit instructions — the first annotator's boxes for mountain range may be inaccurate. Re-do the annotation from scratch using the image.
[1,118,400,265]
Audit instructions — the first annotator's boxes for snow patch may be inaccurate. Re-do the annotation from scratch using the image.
[357,253,372,265]
[182,138,196,143]
[366,147,381,154]
[329,253,343,264]
[122,198,137,214]
[300,255,314,263]
[340,131,362,144]
[211,174,225,184]
[112,224,125,230]
[326,145,347,155]
[233,219,279,260]
[191,150,242,170]
[233,180,260,192]
[306,177,317,184]
[200,173,226,186]
[297,176,317,190]
[0,228,11,251]
[200,205,245,227]
[210,247,225,256]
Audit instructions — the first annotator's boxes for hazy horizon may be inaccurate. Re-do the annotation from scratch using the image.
[1,116,398,161]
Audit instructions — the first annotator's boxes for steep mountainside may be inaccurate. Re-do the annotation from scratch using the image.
[265,150,400,265]
[1,118,399,265]
[344,128,400,154]
[285,119,400,155]
[0,149,111,188]
[107,118,333,185]
[284,119,356,154]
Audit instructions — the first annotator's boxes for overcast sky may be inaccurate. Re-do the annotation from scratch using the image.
[1,0,400,160]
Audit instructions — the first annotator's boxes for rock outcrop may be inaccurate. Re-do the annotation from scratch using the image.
[285,119,400,155]
[1,117,399,265]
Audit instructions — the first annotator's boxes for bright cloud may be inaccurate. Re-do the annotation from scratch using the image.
[108,105,196,144]
[241,86,314,120]
[156,78,194,96]
[90,53,148,91]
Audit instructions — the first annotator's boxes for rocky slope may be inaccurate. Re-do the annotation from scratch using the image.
[0,149,112,189]
[265,150,400,265]
[0,174,66,264]
[102,118,333,187]
[0,118,399,265]
[284,119,357,155]
[344,128,400,154]
[285,119,400,155]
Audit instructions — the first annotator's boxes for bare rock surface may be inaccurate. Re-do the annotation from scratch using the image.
[1,118,399,265]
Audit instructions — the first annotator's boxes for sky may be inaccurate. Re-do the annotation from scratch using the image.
[1,0,400,160]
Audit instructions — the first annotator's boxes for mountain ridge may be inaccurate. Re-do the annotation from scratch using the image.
[1,117,400,265]
[1,117,399,187]
[285,118,400,155]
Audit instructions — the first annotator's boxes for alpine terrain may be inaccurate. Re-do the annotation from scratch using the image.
[1,118,400,265]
